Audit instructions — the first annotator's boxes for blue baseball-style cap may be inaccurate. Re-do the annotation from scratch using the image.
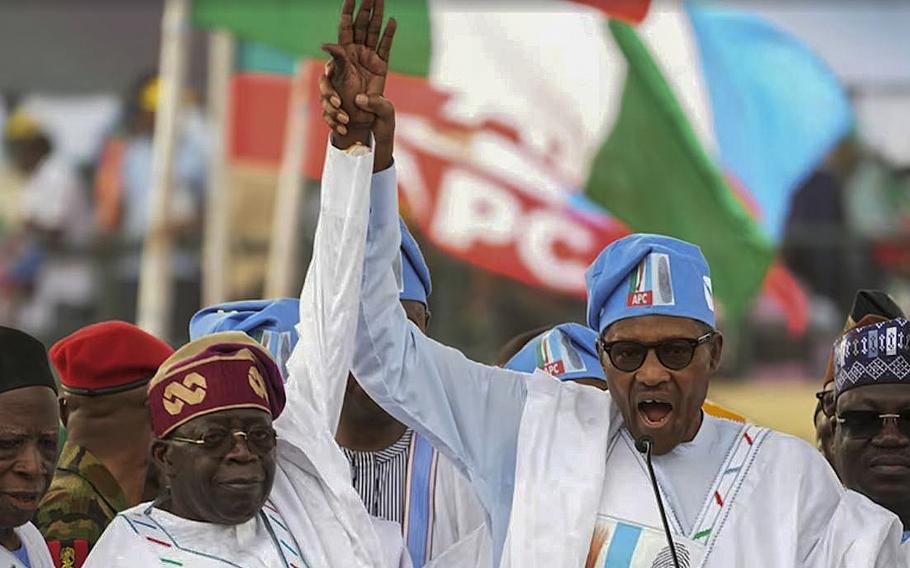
[586,234,715,334]
[505,323,604,383]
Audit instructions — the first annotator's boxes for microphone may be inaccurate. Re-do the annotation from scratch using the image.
[635,436,681,568]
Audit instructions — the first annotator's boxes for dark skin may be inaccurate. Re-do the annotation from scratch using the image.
[60,384,157,506]
[571,378,607,391]
[4,136,51,177]
[814,388,836,466]
[833,384,910,530]
[336,300,429,451]
[0,386,58,551]
[151,408,276,525]
[320,0,397,173]
[598,315,722,456]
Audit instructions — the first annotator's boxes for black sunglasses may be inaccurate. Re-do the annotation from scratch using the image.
[815,389,835,419]
[835,410,910,439]
[600,331,716,372]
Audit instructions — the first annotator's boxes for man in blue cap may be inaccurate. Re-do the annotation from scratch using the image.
[316,4,906,564]
[504,323,606,391]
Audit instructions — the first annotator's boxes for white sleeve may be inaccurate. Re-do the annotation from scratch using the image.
[351,154,529,499]
[372,517,415,568]
[280,138,373,438]
[812,489,906,568]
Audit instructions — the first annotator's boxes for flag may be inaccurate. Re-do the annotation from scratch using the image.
[686,3,853,241]
[195,0,801,320]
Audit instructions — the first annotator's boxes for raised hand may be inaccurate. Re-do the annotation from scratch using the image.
[320,63,396,172]
[321,0,397,140]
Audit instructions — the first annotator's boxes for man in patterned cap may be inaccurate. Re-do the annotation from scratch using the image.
[0,326,58,568]
[816,290,905,465]
[189,298,300,382]
[315,4,908,559]
[831,316,910,547]
[187,221,487,567]
[34,321,174,567]
[84,332,408,567]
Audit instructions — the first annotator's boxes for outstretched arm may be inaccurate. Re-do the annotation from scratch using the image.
[318,0,529,541]
[276,4,407,565]
[349,152,529,561]
[282,0,396,437]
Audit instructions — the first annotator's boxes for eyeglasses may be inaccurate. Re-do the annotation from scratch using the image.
[835,411,910,439]
[815,388,835,419]
[170,427,278,455]
[600,331,716,372]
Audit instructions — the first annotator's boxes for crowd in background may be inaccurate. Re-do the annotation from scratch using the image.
[2,81,910,384]
[0,76,208,345]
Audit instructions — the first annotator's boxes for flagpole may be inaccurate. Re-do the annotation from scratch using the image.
[264,60,311,299]
[202,30,235,306]
[137,0,190,340]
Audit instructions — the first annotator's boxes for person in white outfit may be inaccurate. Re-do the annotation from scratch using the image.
[317,2,908,564]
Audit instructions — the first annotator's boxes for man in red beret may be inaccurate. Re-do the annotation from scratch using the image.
[34,321,173,567]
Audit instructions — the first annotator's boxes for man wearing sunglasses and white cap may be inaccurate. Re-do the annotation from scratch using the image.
[831,317,910,552]
[338,136,908,565]
[315,1,906,564]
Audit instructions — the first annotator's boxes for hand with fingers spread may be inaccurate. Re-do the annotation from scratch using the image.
[321,0,397,170]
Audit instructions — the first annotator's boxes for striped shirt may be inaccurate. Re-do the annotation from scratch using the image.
[342,429,414,523]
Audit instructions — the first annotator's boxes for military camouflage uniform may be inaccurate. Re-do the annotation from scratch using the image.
[35,441,129,568]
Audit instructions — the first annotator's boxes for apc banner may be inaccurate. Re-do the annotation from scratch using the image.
[296,62,629,298]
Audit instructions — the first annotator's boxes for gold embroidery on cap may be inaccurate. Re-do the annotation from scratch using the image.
[248,366,268,401]
[162,372,208,415]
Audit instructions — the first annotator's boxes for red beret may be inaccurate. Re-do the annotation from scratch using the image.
[148,332,285,437]
[50,321,174,396]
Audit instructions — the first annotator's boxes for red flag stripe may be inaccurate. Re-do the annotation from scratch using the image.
[568,0,651,23]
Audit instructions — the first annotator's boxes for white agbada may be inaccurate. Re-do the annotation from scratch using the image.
[85,142,409,568]
[310,143,490,567]
[0,522,54,568]
[342,148,908,568]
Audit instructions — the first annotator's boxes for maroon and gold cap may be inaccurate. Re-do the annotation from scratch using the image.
[148,332,286,437]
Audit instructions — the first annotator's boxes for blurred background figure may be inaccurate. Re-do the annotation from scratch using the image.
[92,73,208,342]
[1,110,94,341]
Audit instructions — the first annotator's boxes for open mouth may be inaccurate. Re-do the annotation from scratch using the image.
[2,492,41,510]
[637,399,674,428]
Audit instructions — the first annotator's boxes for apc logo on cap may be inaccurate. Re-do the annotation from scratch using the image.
[627,253,675,308]
[162,372,208,415]
[536,329,586,378]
